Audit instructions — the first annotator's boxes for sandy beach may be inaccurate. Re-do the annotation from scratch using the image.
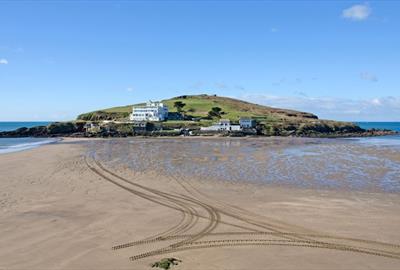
[1,137,400,270]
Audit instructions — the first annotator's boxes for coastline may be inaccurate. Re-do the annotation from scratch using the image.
[1,138,399,269]
[0,129,397,139]
[1,120,398,140]
[0,137,62,154]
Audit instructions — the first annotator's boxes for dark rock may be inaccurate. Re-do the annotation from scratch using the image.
[47,122,77,135]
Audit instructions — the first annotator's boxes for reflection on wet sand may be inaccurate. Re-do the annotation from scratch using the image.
[90,137,400,193]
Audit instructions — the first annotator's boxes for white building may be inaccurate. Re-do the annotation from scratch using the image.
[130,101,169,122]
[200,119,241,132]
[83,122,101,133]
[239,118,256,128]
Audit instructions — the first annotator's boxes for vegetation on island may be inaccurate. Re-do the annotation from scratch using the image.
[77,94,318,122]
[0,94,397,138]
[173,101,186,114]
[75,94,368,136]
[208,106,224,118]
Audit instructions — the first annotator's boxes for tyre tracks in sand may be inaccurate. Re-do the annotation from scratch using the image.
[85,154,221,260]
[84,153,400,263]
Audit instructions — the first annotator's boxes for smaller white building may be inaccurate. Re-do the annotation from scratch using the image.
[84,122,101,133]
[130,101,169,122]
[200,119,241,132]
[239,118,256,128]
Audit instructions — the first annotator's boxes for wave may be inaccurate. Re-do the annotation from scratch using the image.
[0,138,61,154]
[352,135,400,147]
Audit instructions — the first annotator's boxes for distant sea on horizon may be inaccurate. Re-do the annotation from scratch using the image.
[0,121,51,132]
[351,122,400,146]
[0,122,55,154]
[355,122,400,132]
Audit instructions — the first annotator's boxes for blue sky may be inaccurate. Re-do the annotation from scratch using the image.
[0,1,399,121]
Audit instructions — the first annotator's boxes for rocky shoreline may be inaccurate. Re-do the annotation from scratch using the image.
[0,121,397,139]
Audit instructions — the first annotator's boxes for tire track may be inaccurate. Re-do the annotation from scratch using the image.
[168,170,400,257]
[92,156,222,252]
[87,154,224,258]
[167,172,321,245]
[180,172,317,234]
[113,231,400,251]
[130,241,400,261]
[85,156,200,250]
[187,239,400,258]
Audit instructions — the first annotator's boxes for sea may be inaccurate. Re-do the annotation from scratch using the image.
[0,122,57,154]
[356,122,400,132]
[0,121,399,154]
[354,122,400,146]
[0,121,51,132]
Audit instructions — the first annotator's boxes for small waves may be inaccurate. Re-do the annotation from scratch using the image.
[0,138,60,154]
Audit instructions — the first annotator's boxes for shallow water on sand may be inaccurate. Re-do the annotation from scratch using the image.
[89,137,400,193]
[0,137,59,154]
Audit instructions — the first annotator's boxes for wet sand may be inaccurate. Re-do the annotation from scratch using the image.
[0,137,400,269]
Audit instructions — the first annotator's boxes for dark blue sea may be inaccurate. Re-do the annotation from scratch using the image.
[354,122,400,146]
[0,121,51,132]
[0,122,56,154]
[356,122,400,132]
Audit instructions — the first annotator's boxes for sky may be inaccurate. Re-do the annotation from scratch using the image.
[0,1,399,121]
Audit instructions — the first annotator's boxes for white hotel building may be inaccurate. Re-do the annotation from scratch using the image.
[130,101,169,122]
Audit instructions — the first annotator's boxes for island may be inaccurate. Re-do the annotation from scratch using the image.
[0,94,396,138]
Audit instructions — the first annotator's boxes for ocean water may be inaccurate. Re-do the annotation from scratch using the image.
[0,137,59,154]
[0,122,55,154]
[356,122,400,132]
[0,121,51,132]
[354,122,400,146]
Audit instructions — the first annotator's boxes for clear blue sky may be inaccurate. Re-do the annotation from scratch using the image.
[1,1,399,121]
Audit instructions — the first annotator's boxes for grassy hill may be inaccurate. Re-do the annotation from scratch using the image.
[78,94,317,122]
[1,95,394,138]
[77,94,363,136]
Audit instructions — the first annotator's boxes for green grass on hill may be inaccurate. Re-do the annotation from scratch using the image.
[162,96,258,121]
[77,94,318,123]
[70,94,366,136]
[102,102,145,113]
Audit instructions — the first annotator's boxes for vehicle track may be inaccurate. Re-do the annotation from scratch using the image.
[86,154,224,258]
[167,172,326,246]
[85,155,200,250]
[165,171,400,258]
[85,152,400,263]
[178,171,317,234]
[126,238,400,260]
[113,232,400,251]
[94,158,220,242]
[130,241,400,261]
[97,162,224,254]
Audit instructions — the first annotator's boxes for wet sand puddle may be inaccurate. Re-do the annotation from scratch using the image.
[92,137,400,193]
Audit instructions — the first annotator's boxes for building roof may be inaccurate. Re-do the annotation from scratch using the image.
[134,100,166,108]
